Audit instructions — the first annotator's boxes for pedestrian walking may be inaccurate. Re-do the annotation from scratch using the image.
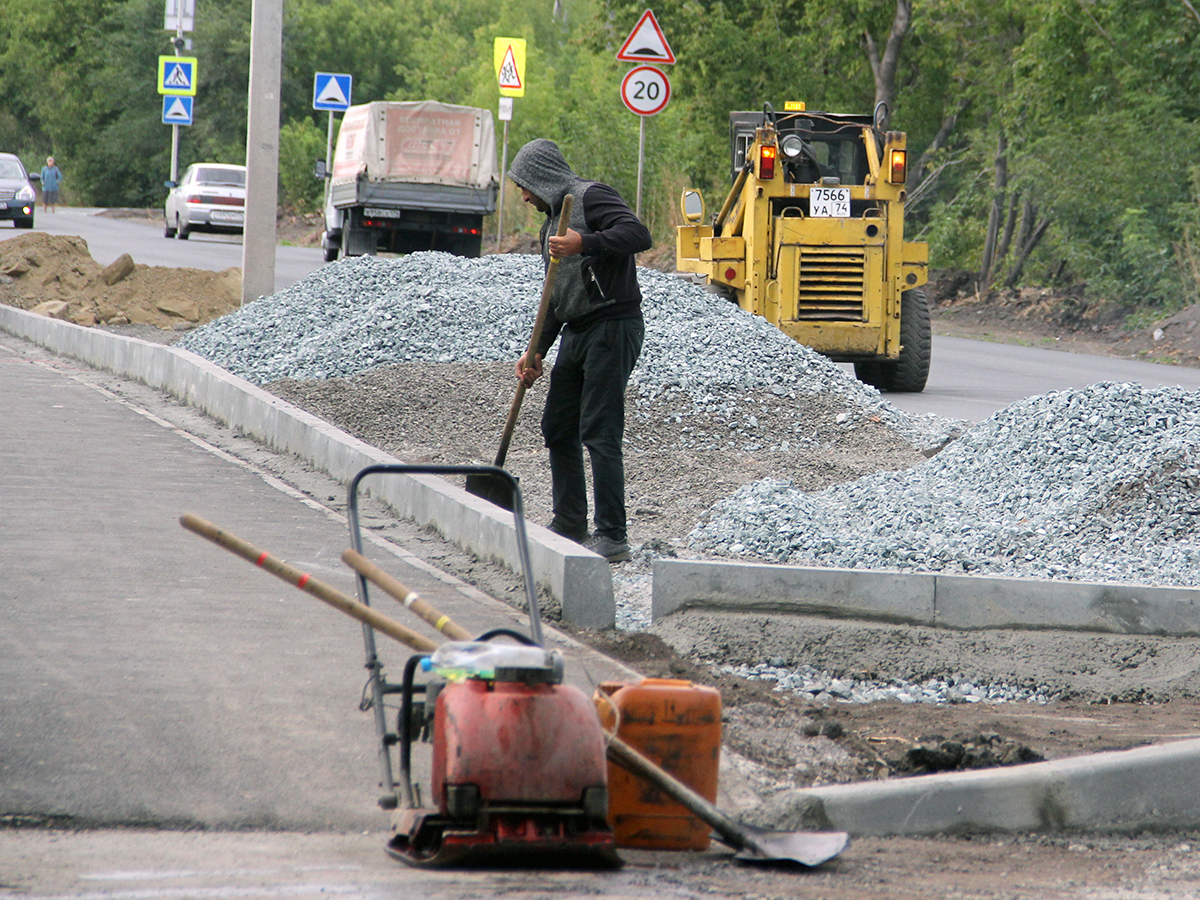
[39,157,62,213]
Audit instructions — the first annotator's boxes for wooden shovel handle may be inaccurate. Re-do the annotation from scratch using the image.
[494,193,574,467]
[180,513,439,653]
[342,548,473,642]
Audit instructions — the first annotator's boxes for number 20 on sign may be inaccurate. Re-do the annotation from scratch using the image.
[620,65,670,116]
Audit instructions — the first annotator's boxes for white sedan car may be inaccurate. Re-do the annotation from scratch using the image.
[164,163,246,239]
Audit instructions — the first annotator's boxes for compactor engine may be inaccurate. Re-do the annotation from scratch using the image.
[676,103,930,392]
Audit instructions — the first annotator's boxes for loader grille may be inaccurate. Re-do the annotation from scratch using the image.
[795,247,866,320]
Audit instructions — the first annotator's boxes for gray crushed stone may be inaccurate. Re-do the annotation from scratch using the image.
[689,381,1200,590]
[176,253,962,452]
[718,661,1053,706]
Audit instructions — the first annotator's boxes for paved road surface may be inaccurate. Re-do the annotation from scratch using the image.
[0,329,626,835]
[867,335,1200,422]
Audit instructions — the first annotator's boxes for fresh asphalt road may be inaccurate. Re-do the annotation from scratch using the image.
[0,329,631,835]
[866,336,1200,423]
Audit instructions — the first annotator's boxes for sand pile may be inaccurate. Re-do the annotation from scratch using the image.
[0,233,240,329]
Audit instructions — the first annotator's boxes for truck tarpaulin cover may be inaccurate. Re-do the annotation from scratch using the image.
[331,101,498,190]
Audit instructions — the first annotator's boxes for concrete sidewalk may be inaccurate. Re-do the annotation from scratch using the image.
[0,303,616,629]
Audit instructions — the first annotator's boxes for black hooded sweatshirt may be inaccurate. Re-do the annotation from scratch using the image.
[507,139,652,357]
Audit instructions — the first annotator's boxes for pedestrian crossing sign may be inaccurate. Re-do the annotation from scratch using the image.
[494,38,526,98]
[158,55,197,96]
[162,95,194,126]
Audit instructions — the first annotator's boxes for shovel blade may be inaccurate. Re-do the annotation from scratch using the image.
[464,472,515,511]
[732,825,850,867]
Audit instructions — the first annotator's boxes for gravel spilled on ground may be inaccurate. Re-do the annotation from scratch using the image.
[690,381,1200,588]
[175,252,1200,706]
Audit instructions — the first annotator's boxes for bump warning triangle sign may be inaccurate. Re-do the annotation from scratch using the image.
[616,10,675,64]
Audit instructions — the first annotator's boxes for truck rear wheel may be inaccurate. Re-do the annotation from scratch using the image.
[854,288,931,393]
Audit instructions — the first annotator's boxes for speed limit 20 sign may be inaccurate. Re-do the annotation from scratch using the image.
[620,65,670,116]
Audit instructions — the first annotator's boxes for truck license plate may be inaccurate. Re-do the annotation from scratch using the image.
[364,207,402,219]
[810,187,850,218]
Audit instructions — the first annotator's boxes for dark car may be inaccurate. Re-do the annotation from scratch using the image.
[164,162,246,239]
[0,153,37,229]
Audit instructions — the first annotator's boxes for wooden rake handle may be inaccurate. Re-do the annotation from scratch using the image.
[180,513,439,653]
[342,548,473,642]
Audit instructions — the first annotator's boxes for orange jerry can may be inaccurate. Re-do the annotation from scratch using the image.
[594,678,722,850]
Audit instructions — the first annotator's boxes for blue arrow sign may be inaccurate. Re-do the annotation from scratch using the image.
[162,95,194,126]
[313,72,352,111]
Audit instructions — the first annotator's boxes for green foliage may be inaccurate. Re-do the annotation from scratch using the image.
[278,118,326,213]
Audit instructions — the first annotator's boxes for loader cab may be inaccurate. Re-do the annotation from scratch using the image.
[729,109,874,185]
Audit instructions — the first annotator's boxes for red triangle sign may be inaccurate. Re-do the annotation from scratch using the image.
[498,44,522,90]
[616,10,675,64]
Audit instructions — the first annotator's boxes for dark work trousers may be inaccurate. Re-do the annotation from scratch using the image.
[541,316,645,541]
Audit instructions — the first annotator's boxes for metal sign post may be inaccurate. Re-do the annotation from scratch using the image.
[616,11,674,218]
[162,0,194,184]
[494,37,526,248]
[313,72,353,173]
[496,97,513,246]
[619,65,671,217]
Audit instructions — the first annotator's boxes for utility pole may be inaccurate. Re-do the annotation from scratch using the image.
[241,0,282,304]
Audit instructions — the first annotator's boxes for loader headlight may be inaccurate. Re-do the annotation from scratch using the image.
[759,144,777,180]
[889,149,907,184]
[780,135,805,159]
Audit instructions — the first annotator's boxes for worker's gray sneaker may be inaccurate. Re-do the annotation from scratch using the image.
[584,534,631,563]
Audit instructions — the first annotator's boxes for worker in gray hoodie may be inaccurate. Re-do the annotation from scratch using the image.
[508,138,652,563]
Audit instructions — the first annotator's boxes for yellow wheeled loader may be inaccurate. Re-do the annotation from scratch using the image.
[677,102,930,392]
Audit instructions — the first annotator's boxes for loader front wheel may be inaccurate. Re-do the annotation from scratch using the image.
[854,288,931,393]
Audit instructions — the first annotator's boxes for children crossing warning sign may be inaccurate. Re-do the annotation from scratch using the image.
[616,10,675,64]
[494,38,526,98]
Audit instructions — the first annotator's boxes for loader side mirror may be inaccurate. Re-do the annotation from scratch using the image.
[313,159,328,180]
[681,189,704,224]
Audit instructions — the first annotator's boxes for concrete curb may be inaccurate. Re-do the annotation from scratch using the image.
[0,306,616,629]
[757,738,1200,836]
[652,558,1200,636]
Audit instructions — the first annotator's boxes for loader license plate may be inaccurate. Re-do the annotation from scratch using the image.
[810,187,850,218]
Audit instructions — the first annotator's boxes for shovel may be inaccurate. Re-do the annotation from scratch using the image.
[348,560,851,868]
[465,193,574,510]
[605,734,849,866]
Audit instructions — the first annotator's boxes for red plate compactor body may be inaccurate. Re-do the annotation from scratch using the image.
[347,464,620,868]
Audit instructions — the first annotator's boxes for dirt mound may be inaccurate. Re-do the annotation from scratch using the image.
[0,233,241,330]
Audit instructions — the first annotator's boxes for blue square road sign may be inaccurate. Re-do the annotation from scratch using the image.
[162,95,194,126]
[313,73,352,111]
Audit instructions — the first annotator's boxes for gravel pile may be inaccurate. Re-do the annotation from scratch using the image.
[177,252,961,451]
[718,661,1053,706]
[691,381,1200,587]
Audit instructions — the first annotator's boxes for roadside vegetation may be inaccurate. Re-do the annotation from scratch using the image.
[2,0,1200,322]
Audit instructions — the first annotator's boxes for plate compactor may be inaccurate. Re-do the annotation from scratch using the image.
[347,463,621,868]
